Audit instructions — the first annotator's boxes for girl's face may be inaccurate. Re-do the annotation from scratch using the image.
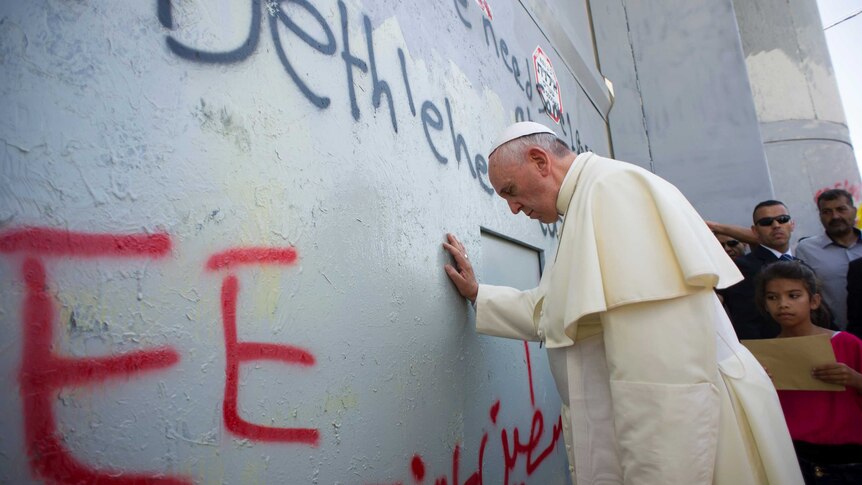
[764,278,821,329]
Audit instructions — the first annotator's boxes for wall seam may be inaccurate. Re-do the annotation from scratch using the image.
[620,0,655,172]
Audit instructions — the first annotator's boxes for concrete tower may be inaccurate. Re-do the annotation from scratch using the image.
[734,0,861,237]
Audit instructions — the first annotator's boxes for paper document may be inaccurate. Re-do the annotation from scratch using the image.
[741,334,844,391]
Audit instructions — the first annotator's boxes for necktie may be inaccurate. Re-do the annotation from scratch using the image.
[779,254,794,261]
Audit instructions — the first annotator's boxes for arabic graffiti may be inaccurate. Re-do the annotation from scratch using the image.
[391,343,563,485]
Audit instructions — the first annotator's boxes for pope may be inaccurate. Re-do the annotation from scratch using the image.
[442,122,803,484]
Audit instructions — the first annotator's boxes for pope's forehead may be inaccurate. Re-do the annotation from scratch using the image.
[488,143,522,165]
[487,149,517,170]
[486,152,517,188]
[487,156,505,185]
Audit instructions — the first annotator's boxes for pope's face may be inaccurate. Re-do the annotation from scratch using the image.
[488,151,559,223]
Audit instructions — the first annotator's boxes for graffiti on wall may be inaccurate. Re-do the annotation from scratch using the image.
[207,247,319,445]
[158,0,495,197]
[1,227,189,484]
[1,227,563,484]
[813,179,861,203]
[403,341,563,485]
[2,1,587,482]
[158,0,588,237]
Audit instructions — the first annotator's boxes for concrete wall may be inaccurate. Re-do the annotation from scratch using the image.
[588,0,861,239]
[0,0,610,483]
[590,0,776,226]
[7,1,851,482]
[734,0,861,238]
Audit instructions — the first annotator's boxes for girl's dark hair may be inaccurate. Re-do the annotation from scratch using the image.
[754,261,834,329]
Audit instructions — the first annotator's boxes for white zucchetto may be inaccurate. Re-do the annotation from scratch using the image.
[489,121,559,157]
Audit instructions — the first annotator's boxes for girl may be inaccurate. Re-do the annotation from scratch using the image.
[755,261,862,484]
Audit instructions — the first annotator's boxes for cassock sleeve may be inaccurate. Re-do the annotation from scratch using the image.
[475,284,542,342]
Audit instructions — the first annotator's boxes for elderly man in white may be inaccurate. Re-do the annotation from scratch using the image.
[443,122,802,484]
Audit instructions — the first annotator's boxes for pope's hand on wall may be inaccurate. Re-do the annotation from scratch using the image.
[443,233,478,303]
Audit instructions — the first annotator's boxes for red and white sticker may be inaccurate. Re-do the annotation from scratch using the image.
[476,0,493,20]
[532,46,563,124]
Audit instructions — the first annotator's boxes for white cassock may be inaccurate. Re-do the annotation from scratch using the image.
[476,152,803,484]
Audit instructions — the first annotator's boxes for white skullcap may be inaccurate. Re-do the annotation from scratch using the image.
[489,121,559,157]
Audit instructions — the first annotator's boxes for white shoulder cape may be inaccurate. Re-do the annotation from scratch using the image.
[536,152,743,347]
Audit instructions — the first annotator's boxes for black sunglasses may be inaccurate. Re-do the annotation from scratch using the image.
[721,239,740,248]
[754,214,792,227]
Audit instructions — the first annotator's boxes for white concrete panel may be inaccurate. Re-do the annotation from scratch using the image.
[734,0,860,232]
[735,0,846,123]
[592,0,774,225]
[0,0,605,483]
[588,0,653,167]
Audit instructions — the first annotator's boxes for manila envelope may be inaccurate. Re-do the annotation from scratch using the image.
[741,334,844,391]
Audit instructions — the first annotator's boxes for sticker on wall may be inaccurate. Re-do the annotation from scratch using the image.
[532,46,563,124]
[476,0,493,20]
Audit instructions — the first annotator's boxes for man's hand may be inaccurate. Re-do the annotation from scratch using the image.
[443,233,478,303]
[812,362,862,390]
[705,220,759,245]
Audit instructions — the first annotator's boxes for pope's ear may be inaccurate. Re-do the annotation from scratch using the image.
[526,146,550,175]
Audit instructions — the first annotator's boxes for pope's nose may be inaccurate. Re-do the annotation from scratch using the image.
[507,201,521,215]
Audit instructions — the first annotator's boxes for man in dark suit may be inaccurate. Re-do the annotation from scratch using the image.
[720,200,796,339]
[847,256,862,339]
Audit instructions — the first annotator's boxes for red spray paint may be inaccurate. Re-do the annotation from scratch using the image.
[208,247,319,446]
[386,343,562,485]
[1,228,186,484]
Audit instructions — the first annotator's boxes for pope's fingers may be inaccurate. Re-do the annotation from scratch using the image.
[442,243,459,261]
[446,233,462,249]
[444,264,478,299]
[447,233,468,254]
[445,265,471,288]
[442,242,460,257]
[444,263,461,280]
[443,242,471,267]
